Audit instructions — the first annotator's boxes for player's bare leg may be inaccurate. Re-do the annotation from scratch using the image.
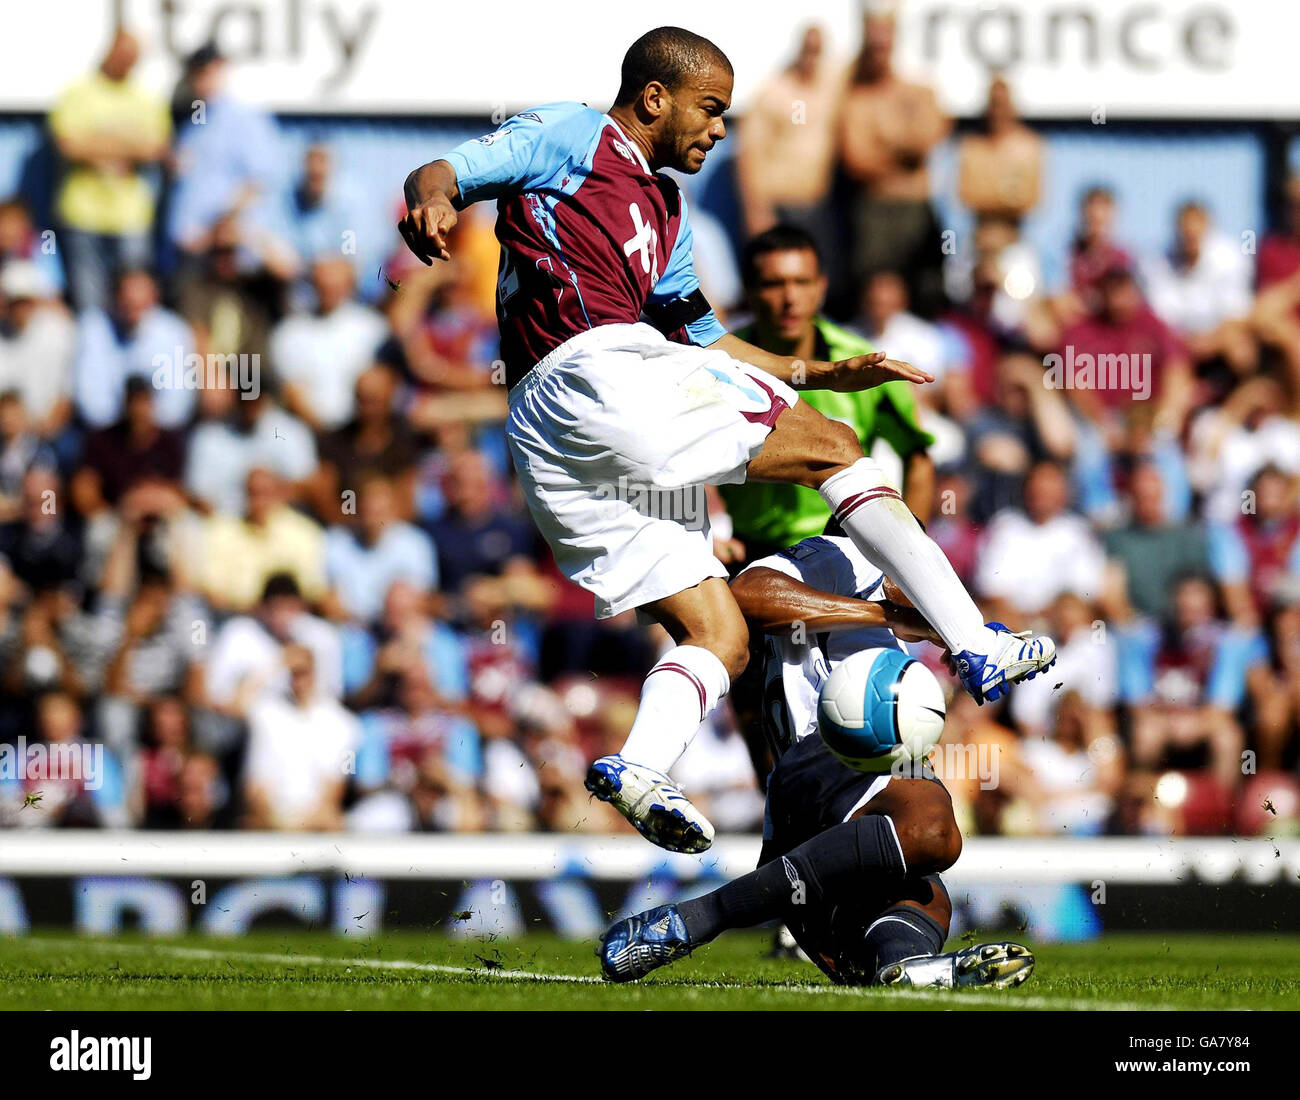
[747,400,1055,704]
[585,577,750,853]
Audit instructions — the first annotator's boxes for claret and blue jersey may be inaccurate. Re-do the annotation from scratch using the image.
[440,101,727,387]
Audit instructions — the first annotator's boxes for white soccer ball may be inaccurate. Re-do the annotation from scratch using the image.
[817,647,947,772]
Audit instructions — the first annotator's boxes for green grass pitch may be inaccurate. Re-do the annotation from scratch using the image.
[2,930,1299,1010]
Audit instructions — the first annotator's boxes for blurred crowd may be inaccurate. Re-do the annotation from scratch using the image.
[1,15,1299,840]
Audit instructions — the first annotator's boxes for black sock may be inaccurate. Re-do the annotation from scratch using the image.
[677,814,907,944]
[862,900,947,979]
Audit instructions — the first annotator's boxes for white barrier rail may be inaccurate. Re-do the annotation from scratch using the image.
[0,831,1298,885]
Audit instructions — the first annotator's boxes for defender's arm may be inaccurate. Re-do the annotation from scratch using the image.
[730,566,939,644]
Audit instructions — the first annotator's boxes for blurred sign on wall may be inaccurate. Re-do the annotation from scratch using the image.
[0,833,1296,941]
[0,1,1292,118]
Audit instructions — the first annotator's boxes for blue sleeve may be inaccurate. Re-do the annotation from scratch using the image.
[74,311,120,429]
[340,625,377,696]
[1207,630,1268,710]
[646,193,727,346]
[90,749,125,814]
[444,718,483,780]
[1207,523,1249,584]
[1152,438,1192,524]
[1115,620,1159,704]
[239,107,284,191]
[441,102,593,206]
[355,713,392,788]
[427,624,469,700]
[1071,420,1117,520]
[414,528,438,592]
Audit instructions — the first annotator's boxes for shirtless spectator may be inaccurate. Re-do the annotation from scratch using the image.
[839,11,951,316]
[736,26,841,262]
[950,78,1050,336]
[957,76,1043,227]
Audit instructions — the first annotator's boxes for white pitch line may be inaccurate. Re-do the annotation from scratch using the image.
[22,937,1169,1011]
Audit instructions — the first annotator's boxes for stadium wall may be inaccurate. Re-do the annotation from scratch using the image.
[1,833,1296,943]
[5,0,1300,119]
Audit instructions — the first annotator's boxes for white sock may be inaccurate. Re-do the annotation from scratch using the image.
[618,644,731,775]
[819,458,993,655]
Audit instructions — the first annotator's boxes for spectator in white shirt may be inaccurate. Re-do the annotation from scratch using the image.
[1187,375,1300,525]
[1143,201,1255,369]
[269,257,387,431]
[184,385,317,516]
[977,459,1106,618]
[244,643,359,831]
[0,261,75,441]
[1009,591,1118,737]
[853,270,949,383]
[1016,690,1123,835]
[199,572,342,718]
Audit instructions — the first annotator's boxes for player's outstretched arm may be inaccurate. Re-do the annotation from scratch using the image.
[400,159,461,264]
[733,567,889,633]
[710,334,934,392]
[731,567,944,646]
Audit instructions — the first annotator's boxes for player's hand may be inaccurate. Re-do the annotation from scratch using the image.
[399,193,458,264]
[712,534,746,566]
[884,603,941,645]
[823,351,934,392]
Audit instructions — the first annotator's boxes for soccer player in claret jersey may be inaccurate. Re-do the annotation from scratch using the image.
[398,27,1055,855]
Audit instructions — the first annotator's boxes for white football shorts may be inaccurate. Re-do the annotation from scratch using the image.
[507,322,800,618]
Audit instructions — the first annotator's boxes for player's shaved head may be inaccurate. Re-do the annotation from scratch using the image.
[609,27,732,174]
[615,26,733,106]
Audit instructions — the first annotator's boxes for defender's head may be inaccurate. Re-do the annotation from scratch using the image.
[614,26,732,173]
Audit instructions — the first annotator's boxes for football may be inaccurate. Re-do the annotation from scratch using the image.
[817,647,946,772]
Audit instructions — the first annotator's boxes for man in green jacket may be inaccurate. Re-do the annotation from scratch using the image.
[719,225,935,562]
[720,225,937,816]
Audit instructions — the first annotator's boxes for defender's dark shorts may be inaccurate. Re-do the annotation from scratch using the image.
[759,734,949,985]
[761,733,944,863]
